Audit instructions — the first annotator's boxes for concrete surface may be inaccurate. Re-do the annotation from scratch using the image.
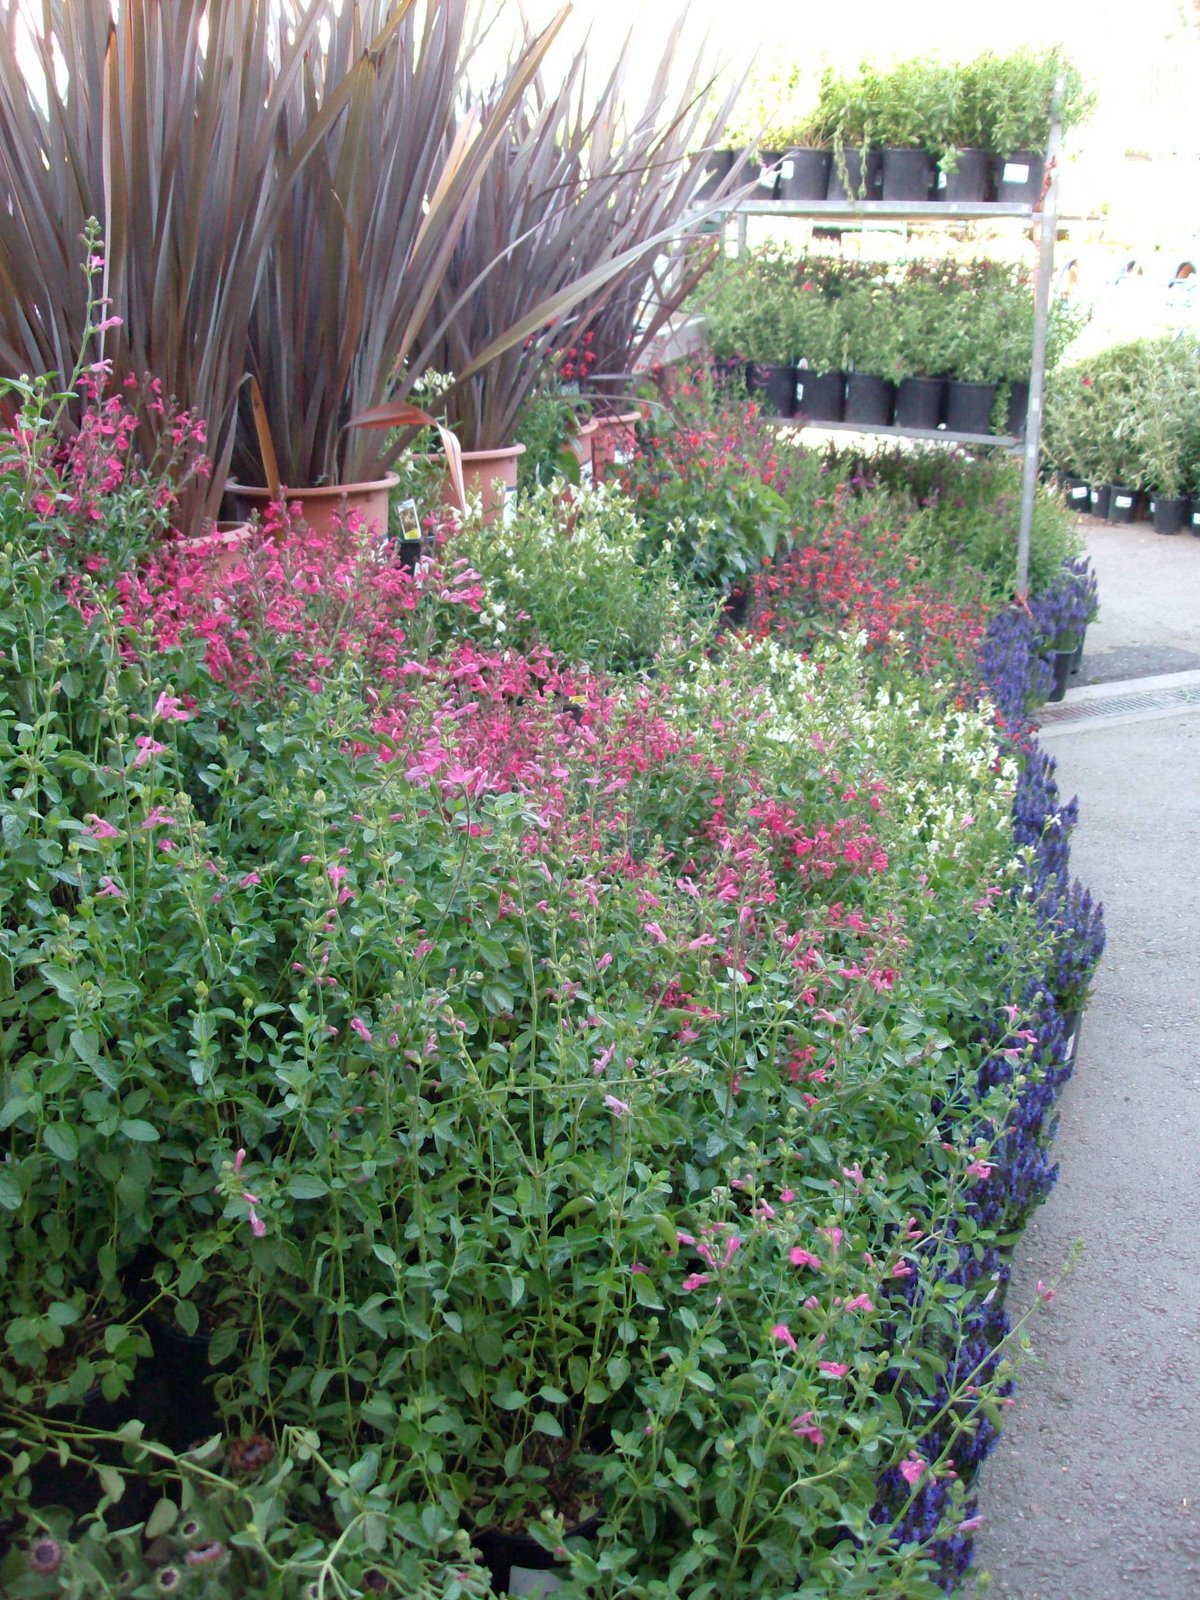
[971,521,1200,1598]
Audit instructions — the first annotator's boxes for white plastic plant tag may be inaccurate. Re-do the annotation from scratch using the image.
[780,159,795,180]
[397,497,421,544]
[936,170,947,190]
[1191,511,1200,525]
[1002,162,1030,185]
[509,1567,563,1596]
[1114,495,1133,509]
[1070,486,1087,500]
[502,483,519,527]
[759,167,776,188]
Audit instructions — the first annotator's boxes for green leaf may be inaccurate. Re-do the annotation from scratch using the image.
[532,1412,563,1438]
[44,1123,79,1162]
[0,1171,22,1210]
[492,1387,528,1410]
[145,1499,178,1539]
[286,1175,329,1200]
[119,1119,159,1143]
[95,1464,125,1503]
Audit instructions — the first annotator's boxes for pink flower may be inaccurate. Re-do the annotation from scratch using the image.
[604,1094,630,1116]
[592,1042,616,1075]
[817,1360,848,1378]
[965,1161,993,1180]
[96,876,123,898]
[141,807,175,830]
[153,691,191,722]
[779,1186,796,1203]
[595,951,613,971]
[790,1247,822,1271]
[790,1411,825,1446]
[821,1227,843,1254]
[233,1148,246,1174]
[328,864,348,887]
[350,1017,373,1042]
[629,1263,649,1275]
[899,1452,926,1486]
[1036,1280,1055,1302]
[841,1162,865,1188]
[130,735,167,768]
[643,921,667,944]
[959,1514,983,1533]
[238,872,261,888]
[83,814,121,840]
[843,1294,874,1314]
[721,1235,741,1268]
[888,1261,914,1278]
[771,1323,797,1352]
[681,1273,711,1292]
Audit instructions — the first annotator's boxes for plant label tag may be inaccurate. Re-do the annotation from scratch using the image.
[1114,495,1133,509]
[1191,511,1200,525]
[758,167,776,189]
[502,484,519,527]
[397,497,421,544]
[936,170,947,190]
[1150,501,1158,515]
[1002,162,1030,185]
[780,159,795,180]
[1090,491,1102,507]
[1070,486,1087,501]
[509,1568,563,1596]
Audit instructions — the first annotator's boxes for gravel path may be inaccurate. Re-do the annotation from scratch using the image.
[971,526,1200,1598]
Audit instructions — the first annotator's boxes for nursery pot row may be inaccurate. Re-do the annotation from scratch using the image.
[745,364,1008,435]
[1059,476,1200,536]
[728,145,1044,205]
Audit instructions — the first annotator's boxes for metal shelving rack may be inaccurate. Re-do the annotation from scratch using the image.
[717,119,1063,593]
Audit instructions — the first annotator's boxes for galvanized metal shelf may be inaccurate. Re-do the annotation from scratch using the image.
[732,199,1036,223]
[782,418,1021,451]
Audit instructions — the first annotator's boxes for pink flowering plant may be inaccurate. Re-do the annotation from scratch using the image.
[2,303,1092,1598]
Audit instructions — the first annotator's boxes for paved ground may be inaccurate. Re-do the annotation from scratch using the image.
[971,519,1200,1598]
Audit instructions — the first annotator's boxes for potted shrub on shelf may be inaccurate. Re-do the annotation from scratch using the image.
[975,46,1094,204]
[789,283,848,422]
[889,271,955,427]
[816,65,884,201]
[868,56,956,201]
[840,283,902,425]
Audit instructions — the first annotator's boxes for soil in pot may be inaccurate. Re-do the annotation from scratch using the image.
[843,373,894,426]
[474,1510,602,1597]
[794,368,845,422]
[894,376,946,429]
[938,147,992,202]
[944,380,997,435]
[1150,495,1188,535]
[1005,380,1030,436]
[779,148,832,201]
[881,147,934,200]
[1105,485,1138,524]
[746,363,795,419]
[826,146,883,201]
[994,151,1044,205]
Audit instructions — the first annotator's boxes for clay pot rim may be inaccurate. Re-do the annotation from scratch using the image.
[228,471,400,501]
[455,444,527,465]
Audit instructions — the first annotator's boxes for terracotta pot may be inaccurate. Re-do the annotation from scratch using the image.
[568,418,600,487]
[227,474,399,539]
[591,411,641,482]
[450,444,527,524]
[176,521,253,576]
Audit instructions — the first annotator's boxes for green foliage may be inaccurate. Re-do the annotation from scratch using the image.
[1044,335,1200,494]
[433,483,706,671]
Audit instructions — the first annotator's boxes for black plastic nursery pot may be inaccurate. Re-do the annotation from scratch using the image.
[694,147,736,200]
[735,146,761,187]
[944,380,997,435]
[778,147,832,201]
[474,1512,602,1597]
[893,375,946,429]
[1059,473,1091,512]
[794,368,845,421]
[746,362,796,418]
[1005,380,1030,436]
[1105,485,1138,524]
[1046,648,1074,703]
[881,146,935,200]
[939,147,992,202]
[1090,483,1111,520]
[1190,496,1200,536]
[843,372,895,426]
[755,149,784,200]
[994,150,1044,205]
[1150,494,1188,535]
[826,146,883,201]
